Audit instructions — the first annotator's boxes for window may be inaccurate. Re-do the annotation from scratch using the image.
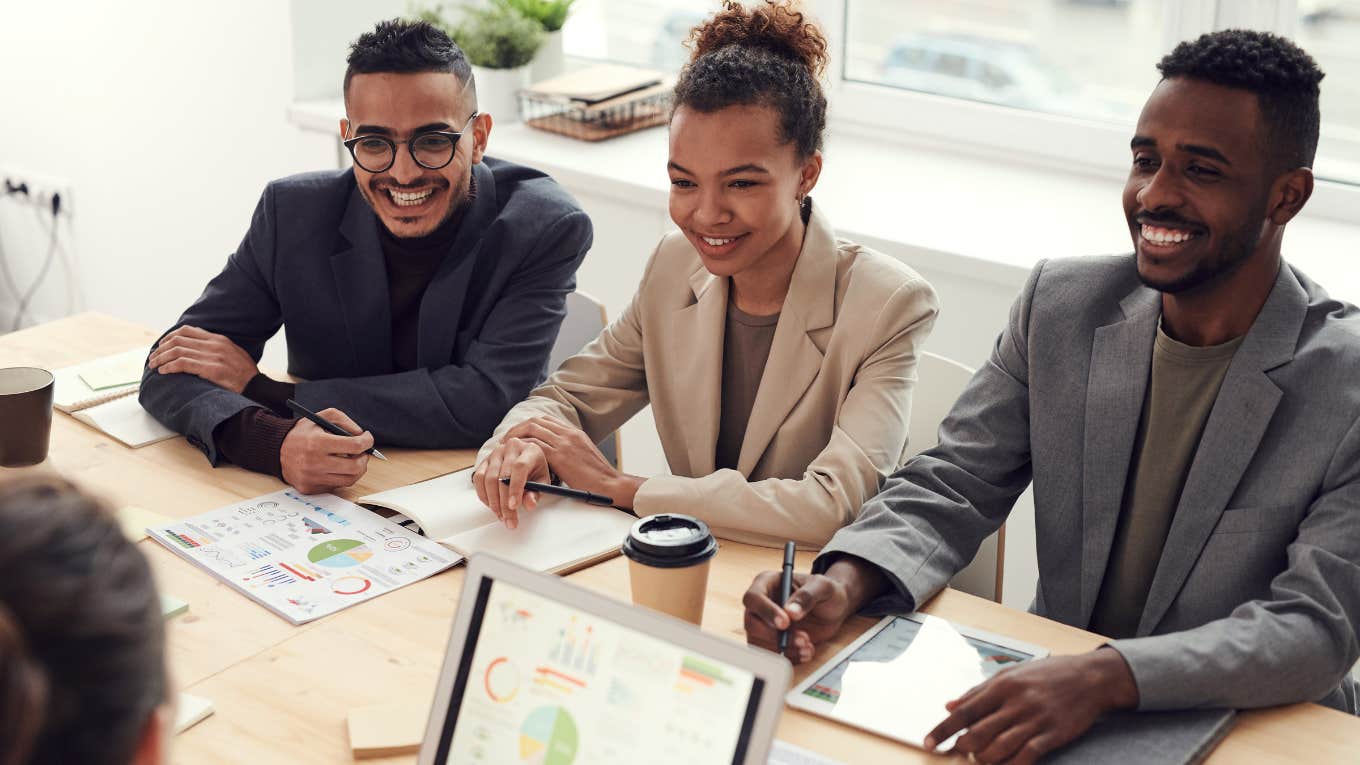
[562,0,1360,199]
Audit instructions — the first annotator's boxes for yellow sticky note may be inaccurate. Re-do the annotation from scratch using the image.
[117,506,171,542]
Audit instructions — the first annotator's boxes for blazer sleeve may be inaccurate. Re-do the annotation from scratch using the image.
[1108,413,1360,710]
[475,238,658,464]
[139,185,285,465]
[293,210,593,448]
[810,261,1045,607]
[633,275,940,548]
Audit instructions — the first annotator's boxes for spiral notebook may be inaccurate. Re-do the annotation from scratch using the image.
[53,348,176,447]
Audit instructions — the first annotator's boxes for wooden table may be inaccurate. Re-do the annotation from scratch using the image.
[3,313,1358,764]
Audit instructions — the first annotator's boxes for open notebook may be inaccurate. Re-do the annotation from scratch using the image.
[53,348,175,448]
[358,467,635,575]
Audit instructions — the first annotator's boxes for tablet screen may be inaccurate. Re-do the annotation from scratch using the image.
[801,615,1033,705]
[433,577,765,765]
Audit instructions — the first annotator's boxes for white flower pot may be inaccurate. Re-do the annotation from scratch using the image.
[530,30,565,85]
[471,65,530,125]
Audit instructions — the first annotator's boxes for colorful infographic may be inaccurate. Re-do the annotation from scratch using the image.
[147,490,458,624]
[519,706,578,765]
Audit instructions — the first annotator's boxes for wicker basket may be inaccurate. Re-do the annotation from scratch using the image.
[520,82,672,141]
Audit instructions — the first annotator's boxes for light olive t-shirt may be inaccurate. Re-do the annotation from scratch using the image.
[715,303,780,471]
[1088,325,1245,639]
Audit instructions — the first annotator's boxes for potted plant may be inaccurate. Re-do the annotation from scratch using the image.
[497,0,576,83]
[415,2,545,124]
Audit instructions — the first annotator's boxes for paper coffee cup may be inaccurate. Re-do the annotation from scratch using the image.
[621,514,718,625]
[0,367,55,467]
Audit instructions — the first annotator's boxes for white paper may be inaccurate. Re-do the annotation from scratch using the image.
[174,693,215,733]
[147,490,461,624]
[829,615,986,748]
[442,495,635,573]
[53,348,145,410]
[75,395,176,447]
[358,467,493,540]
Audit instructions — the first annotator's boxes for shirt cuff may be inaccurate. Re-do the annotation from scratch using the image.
[213,407,295,480]
[243,373,296,417]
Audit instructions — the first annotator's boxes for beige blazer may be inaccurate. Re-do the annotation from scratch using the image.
[478,204,939,547]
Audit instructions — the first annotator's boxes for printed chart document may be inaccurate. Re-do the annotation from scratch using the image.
[147,490,460,624]
[53,348,175,447]
[358,467,635,575]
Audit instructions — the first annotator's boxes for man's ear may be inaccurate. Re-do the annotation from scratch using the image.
[130,703,173,765]
[470,112,493,164]
[339,118,350,141]
[1268,167,1314,226]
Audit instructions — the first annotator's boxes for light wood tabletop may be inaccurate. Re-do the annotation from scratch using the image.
[3,313,1358,764]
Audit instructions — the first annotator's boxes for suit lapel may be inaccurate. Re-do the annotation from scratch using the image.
[416,163,497,368]
[674,266,728,477]
[1079,286,1160,625]
[1136,265,1305,634]
[332,179,393,371]
[736,206,836,475]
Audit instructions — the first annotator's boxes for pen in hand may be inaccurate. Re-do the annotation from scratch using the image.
[497,477,614,507]
[778,541,795,656]
[284,399,388,461]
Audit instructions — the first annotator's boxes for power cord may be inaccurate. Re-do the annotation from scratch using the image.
[5,192,63,331]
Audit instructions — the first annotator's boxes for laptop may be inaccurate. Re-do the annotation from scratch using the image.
[419,553,792,765]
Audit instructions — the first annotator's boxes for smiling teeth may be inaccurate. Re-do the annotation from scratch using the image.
[1141,224,1197,244]
[389,188,434,207]
[702,236,736,246]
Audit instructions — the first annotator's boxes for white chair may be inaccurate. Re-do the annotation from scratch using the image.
[547,291,620,468]
[907,351,1005,603]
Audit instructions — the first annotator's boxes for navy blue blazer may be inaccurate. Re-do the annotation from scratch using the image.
[140,157,592,463]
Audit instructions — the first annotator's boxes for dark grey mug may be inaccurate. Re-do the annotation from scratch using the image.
[0,367,56,467]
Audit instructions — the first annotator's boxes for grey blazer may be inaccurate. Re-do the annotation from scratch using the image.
[819,255,1360,713]
[140,158,591,463]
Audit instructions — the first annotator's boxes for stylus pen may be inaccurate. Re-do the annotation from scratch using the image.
[499,477,614,507]
[285,399,388,460]
[778,541,796,656]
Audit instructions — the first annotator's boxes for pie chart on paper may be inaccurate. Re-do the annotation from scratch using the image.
[519,706,578,765]
[307,539,374,568]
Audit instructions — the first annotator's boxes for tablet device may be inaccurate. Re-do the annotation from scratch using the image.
[786,613,1049,749]
[419,553,791,765]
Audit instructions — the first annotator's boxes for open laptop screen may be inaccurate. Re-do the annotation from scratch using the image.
[430,576,766,765]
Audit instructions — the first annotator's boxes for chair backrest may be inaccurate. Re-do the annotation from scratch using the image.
[907,351,1005,603]
[548,292,619,468]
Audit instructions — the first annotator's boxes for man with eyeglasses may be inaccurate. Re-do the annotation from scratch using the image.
[140,19,592,494]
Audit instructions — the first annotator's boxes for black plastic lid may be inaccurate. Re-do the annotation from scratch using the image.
[621,514,717,568]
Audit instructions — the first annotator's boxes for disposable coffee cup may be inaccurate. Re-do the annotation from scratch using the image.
[0,367,56,467]
[621,514,718,625]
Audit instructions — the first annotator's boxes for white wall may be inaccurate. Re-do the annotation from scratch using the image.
[0,0,334,338]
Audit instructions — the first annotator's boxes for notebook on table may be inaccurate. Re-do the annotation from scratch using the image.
[1042,708,1236,765]
[53,348,175,447]
[418,553,791,765]
[357,466,636,576]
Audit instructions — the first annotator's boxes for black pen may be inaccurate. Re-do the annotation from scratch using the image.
[778,541,795,656]
[498,477,613,506]
[285,399,388,460]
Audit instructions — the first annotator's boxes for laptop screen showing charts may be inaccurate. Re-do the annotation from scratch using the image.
[425,559,783,765]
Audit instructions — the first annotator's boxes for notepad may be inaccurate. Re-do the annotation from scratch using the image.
[53,349,176,448]
[358,467,635,575]
[117,505,172,542]
[174,693,214,734]
[347,701,425,758]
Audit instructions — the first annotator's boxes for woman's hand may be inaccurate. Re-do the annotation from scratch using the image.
[503,417,644,510]
[472,437,549,529]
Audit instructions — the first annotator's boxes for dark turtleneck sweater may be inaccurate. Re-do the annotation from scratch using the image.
[215,179,476,477]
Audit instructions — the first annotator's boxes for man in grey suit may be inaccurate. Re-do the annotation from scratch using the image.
[745,30,1360,764]
[140,20,591,494]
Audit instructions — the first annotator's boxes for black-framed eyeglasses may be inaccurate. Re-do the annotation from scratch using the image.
[343,112,479,173]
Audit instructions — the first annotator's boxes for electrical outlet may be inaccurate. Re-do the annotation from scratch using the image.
[0,167,73,218]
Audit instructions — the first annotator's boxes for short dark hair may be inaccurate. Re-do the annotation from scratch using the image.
[673,1,829,158]
[1157,29,1324,172]
[0,477,165,765]
[344,18,473,97]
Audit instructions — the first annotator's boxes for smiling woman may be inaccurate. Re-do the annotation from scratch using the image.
[473,0,940,549]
